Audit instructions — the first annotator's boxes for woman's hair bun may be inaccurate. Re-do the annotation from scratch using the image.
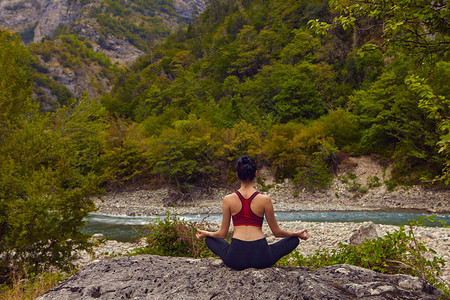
[236,156,257,182]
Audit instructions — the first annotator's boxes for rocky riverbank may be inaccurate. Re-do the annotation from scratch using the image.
[83,156,449,286]
[93,156,449,215]
[93,184,450,217]
[76,220,450,286]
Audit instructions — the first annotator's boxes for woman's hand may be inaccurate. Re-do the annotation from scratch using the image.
[195,229,209,239]
[296,229,309,240]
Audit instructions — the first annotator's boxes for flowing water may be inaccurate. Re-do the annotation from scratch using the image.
[82,211,450,242]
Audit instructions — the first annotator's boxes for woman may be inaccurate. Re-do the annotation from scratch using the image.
[196,156,309,270]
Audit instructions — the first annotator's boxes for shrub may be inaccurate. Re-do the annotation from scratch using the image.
[293,157,333,191]
[367,175,381,188]
[385,179,398,192]
[133,212,212,258]
[277,217,448,295]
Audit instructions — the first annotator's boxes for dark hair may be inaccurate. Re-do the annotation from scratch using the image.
[236,156,257,182]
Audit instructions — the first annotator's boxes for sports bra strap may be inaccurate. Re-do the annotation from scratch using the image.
[236,190,259,202]
[232,191,264,227]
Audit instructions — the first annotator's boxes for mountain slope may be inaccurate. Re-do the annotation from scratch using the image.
[0,0,209,110]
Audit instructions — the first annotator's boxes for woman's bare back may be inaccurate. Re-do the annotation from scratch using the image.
[226,190,268,241]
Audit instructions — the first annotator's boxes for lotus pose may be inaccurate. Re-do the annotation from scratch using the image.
[196,156,309,270]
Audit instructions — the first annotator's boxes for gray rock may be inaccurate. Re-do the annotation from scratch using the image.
[37,255,443,299]
[90,233,104,240]
[0,0,83,43]
[350,221,379,245]
[173,0,209,19]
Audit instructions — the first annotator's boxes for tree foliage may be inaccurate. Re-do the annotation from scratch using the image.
[0,95,107,282]
[0,31,107,282]
[309,0,449,63]
[309,0,449,183]
[406,74,450,184]
[0,31,35,135]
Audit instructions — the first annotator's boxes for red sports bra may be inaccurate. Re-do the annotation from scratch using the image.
[232,191,264,227]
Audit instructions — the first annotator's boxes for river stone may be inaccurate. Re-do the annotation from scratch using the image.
[349,221,380,245]
[91,233,104,240]
[37,255,443,299]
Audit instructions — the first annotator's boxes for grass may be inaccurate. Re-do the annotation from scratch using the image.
[0,270,72,300]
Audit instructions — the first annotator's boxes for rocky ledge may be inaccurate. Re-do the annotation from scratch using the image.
[74,221,450,284]
[38,255,442,299]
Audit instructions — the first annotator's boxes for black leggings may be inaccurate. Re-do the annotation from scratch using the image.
[205,236,299,270]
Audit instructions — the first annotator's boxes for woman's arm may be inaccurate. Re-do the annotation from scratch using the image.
[264,196,309,240]
[196,197,231,239]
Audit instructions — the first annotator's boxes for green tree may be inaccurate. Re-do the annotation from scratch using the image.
[240,62,324,123]
[222,120,263,162]
[263,123,308,180]
[0,70,107,284]
[102,116,151,186]
[349,62,442,182]
[280,28,320,65]
[0,30,35,136]
[272,66,324,123]
[148,115,223,190]
[406,74,450,184]
[309,0,449,183]
[309,0,449,63]
[320,108,360,150]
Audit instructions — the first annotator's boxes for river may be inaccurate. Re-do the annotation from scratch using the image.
[82,210,450,242]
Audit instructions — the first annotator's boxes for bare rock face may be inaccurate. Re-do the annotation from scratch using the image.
[0,0,209,44]
[0,0,83,43]
[173,0,209,19]
[37,255,443,299]
[1,0,210,102]
[349,221,380,245]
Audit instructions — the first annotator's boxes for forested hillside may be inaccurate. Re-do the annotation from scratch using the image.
[0,0,448,287]
[102,0,449,189]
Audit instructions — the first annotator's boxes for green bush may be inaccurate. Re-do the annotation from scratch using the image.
[0,94,107,285]
[133,212,212,258]
[293,156,333,191]
[367,175,381,188]
[385,179,398,192]
[102,116,151,186]
[277,217,448,295]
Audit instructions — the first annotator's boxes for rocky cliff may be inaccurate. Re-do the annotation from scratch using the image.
[173,0,208,19]
[0,0,83,43]
[38,255,443,299]
[0,0,207,44]
[1,0,209,106]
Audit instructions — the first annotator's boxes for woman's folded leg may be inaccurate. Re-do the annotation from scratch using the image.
[268,236,299,262]
[205,236,230,258]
